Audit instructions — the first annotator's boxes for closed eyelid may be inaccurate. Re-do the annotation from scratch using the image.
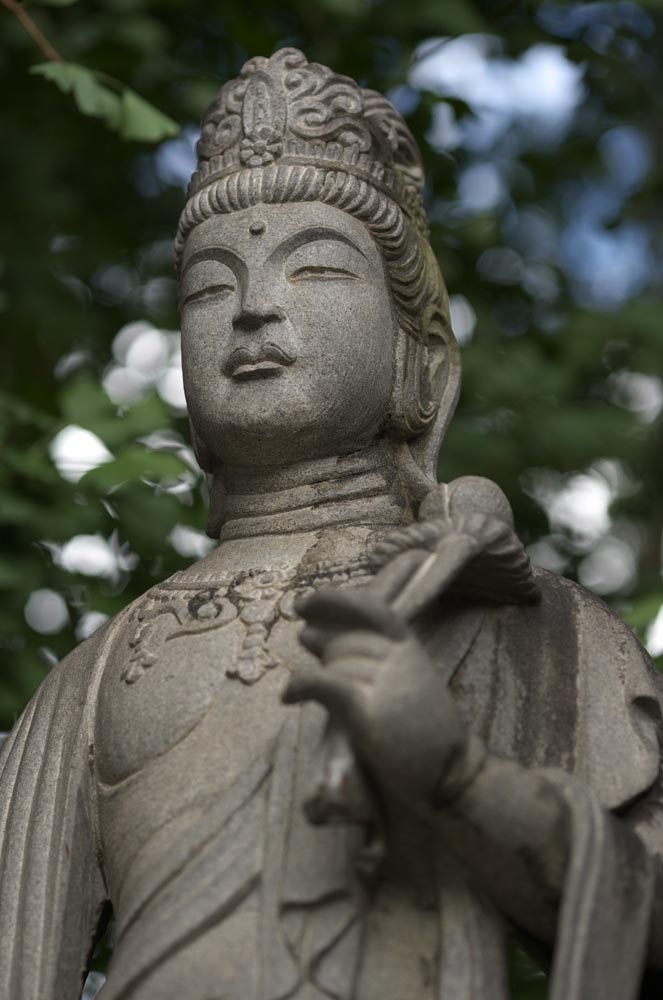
[289,265,360,281]
[180,249,242,307]
[182,283,236,305]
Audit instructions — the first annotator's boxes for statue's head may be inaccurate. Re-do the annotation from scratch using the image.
[176,49,460,535]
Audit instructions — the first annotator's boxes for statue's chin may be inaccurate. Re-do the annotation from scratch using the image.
[189,376,390,469]
[194,410,387,469]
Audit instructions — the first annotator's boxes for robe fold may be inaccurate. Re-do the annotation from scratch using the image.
[0,621,115,1000]
[1,570,662,999]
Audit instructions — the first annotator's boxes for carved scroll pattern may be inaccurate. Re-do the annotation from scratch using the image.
[197,48,391,168]
[122,560,371,688]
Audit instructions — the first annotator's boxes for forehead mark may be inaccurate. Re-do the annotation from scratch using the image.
[249,220,266,236]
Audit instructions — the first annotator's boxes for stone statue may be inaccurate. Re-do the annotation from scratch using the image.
[1,48,662,1000]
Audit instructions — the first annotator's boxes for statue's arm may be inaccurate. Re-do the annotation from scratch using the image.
[286,587,663,1000]
[422,586,663,990]
[0,627,111,1000]
[427,747,663,989]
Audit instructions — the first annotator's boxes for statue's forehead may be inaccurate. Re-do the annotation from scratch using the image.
[181,201,376,262]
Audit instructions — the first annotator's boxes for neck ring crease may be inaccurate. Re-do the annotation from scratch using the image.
[218,442,410,540]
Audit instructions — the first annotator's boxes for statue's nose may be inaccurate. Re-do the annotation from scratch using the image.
[232,304,286,333]
[232,280,285,333]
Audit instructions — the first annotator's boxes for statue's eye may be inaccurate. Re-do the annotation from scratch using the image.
[289,265,359,282]
[182,283,236,305]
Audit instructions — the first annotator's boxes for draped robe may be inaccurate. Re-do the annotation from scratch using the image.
[1,562,663,1000]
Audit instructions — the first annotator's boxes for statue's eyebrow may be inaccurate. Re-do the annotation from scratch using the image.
[181,247,245,278]
[269,226,368,264]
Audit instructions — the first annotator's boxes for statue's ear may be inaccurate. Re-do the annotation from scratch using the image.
[390,305,461,506]
[407,306,461,480]
[425,308,452,407]
[387,328,436,440]
[387,305,459,441]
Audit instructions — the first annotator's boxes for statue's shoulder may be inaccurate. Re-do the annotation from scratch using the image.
[468,562,660,706]
[44,563,206,693]
[421,478,657,690]
[480,567,663,807]
[38,609,119,693]
[1,608,127,768]
[533,566,657,674]
[58,585,152,671]
[535,567,663,803]
[506,565,662,705]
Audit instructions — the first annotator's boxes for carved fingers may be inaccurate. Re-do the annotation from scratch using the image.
[284,589,407,733]
[282,663,367,735]
[298,588,410,645]
[284,585,481,809]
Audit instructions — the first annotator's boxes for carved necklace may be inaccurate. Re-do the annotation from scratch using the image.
[122,556,373,687]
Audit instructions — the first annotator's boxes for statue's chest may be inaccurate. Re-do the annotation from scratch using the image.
[96,561,370,786]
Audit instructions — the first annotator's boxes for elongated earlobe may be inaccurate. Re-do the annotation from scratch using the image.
[389,304,461,510]
[408,309,461,479]
[387,331,436,439]
[387,297,459,444]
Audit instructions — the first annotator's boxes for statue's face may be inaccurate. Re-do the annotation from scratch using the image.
[179,201,397,466]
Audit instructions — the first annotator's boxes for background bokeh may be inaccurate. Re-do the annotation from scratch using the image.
[1,2,661,997]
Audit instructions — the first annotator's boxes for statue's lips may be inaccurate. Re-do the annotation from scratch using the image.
[232,359,286,380]
[223,342,296,380]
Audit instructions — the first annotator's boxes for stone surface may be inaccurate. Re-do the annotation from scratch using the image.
[1,47,663,1000]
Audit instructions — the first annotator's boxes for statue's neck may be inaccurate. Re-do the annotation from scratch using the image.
[217,440,411,541]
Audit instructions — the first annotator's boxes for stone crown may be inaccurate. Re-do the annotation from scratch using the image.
[189,47,427,232]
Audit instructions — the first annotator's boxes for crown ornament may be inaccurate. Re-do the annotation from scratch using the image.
[189,48,427,233]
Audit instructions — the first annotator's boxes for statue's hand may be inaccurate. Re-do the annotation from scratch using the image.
[283,588,484,812]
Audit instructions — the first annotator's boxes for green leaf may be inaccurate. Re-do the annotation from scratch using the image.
[117,89,179,142]
[29,61,79,92]
[621,594,663,635]
[33,0,80,6]
[0,493,42,526]
[4,446,62,484]
[510,943,548,1000]
[0,559,31,589]
[59,374,115,427]
[317,0,367,16]
[58,380,171,447]
[30,64,178,142]
[0,391,56,432]
[96,394,170,448]
[416,0,487,33]
[109,16,170,53]
[30,62,120,129]
[79,447,188,490]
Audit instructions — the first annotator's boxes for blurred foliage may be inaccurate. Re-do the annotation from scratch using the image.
[30,61,179,140]
[1,1,661,996]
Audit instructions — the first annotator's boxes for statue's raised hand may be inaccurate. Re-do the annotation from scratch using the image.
[283,585,484,813]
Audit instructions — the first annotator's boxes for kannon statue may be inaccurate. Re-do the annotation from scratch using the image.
[1,49,662,1000]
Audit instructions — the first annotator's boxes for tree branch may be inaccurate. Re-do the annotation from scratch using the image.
[1,0,64,63]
